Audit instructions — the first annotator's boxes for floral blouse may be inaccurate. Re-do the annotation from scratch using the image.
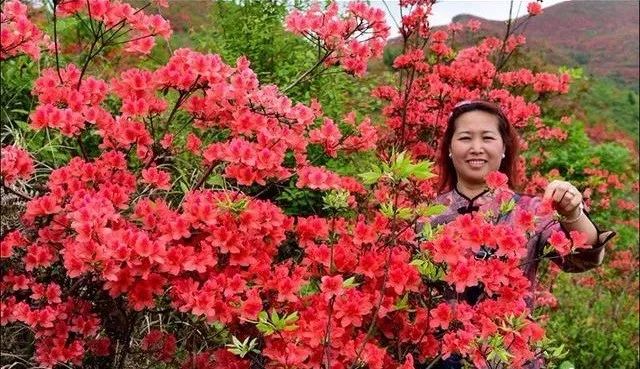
[417,188,614,369]
[429,188,613,295]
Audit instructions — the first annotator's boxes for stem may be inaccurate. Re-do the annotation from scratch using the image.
[77,31,99,90]
[52,1,63,83]
[283,52,331,92]
[115,311,139,369]
[76,135,88,160]
[194,163,216,190]
[321,297,336,369]
[424,354,444,369]
[1,183,33,201]
[76,3,151,85]
[110,32,158,47]
[85,0,96,37]
[160,76,201,138]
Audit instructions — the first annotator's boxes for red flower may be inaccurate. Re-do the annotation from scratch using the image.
[141,167,172,190]
[527,1,543,16]
[1,145,34,185]
[333,290,373,327]
[548,230,571,256]
[430,303,452,329]
[320,275,344,300]
[485,171,508,190]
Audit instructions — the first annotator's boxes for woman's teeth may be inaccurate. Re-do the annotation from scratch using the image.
[467,160,486,167]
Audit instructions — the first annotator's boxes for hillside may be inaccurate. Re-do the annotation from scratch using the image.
[448,0,639,90]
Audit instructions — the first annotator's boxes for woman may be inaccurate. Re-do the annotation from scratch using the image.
[424,100,614,369]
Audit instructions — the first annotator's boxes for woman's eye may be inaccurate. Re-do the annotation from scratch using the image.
[459,137,470,141]
[483,136,495,140]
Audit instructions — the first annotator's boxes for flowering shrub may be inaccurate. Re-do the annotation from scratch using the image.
[1,1,633,369]
[0,0,52,60]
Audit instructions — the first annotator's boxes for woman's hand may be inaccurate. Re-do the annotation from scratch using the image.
[543,180,582,218]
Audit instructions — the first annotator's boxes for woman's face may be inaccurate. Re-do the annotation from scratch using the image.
[450,110,505,187]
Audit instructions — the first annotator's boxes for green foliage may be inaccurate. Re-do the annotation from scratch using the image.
[194,1,311,87]
[383,43,402,69]
[0,55,80,167]
[524,117,638,249]
[322,189,351,214]
[358,151,435,185]
[1,57,38,146]
[544,273,639,369]
[569,76,639,140]
[275,182,324,216]
[226,335,259,358]
[252,310,299,336]
[410,253,444,280]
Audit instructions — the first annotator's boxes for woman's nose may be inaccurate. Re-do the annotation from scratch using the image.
[470,137,483,152]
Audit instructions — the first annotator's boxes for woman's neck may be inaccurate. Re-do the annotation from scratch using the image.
[455,181,488,199]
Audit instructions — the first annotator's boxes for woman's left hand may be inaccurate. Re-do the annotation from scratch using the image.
[543,180,583,218]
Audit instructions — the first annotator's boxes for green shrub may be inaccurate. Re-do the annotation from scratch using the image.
[545,273,639,369]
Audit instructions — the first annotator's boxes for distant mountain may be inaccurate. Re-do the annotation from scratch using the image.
[447,1,639,89]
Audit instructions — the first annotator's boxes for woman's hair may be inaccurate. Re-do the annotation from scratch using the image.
[437,100,520,193]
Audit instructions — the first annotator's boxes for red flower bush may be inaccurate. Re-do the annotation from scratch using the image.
[0,0,52,60]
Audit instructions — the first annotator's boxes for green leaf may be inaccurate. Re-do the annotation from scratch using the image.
[342,276,359,288]
[256,322,275,335]
[322,190,350,212]
[283,311,299,325]
[396,207,413,220]
[417,204,447,217]
[499,198,516,215]
[393,152,413,179]
[226,335,259,358]
[380,202,395,219]
[207,174,225,187]
[419,223,434,241]
[412,160,435,180]
[299,281,319,296]
[359,164,382,185]
[394,293,409,310]
[558,361,575,369]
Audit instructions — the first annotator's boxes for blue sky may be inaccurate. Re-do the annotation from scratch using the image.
[373,0,570,37]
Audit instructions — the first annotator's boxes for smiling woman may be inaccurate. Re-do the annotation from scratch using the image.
[438,100,520,196]
[419,99,616,369]
[448,109,506,195]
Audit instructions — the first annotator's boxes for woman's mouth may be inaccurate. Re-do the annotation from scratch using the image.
[466,159,487,169]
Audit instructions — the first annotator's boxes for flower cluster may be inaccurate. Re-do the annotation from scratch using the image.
[373,1,570,163]
[0,0,52,60]
[527,1,543,16]
[1,145,34,185]
[286,1,390,76]
[56,0,172,54]
[30,64,111,136]
[423,213,545,367]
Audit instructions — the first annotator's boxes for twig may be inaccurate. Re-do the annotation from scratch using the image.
[52,1,63,83]
[2,183,33,201]
[193,163,216,190]
[283,52,331,92]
